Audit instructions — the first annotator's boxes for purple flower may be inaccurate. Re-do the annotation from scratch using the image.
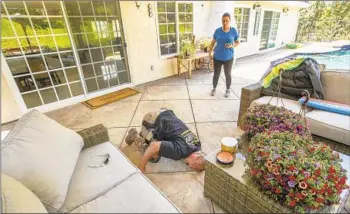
[288,180,297,188]
[274,154,281,160]
[257,156,262,161]
[303,171,311,177]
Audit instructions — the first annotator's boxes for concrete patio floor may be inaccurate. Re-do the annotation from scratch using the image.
[44,68,253,213]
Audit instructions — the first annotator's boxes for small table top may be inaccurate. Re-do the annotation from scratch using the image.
[205,133,350,213]
[205,133,249,183]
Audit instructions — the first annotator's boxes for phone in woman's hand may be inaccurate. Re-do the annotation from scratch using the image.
[225,43,232,48]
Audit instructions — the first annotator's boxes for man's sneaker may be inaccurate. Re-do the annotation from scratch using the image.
[225,89,231,98]
[210,89,216,96]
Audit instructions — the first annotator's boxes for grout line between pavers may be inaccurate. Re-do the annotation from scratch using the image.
[185,73,200,143]
[119,84,147,149]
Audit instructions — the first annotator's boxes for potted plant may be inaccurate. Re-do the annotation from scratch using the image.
[247,132,348,213]
[241,104,311,139]
[180,39,196,59]
[198,38,211,52]
[203,40,211,52]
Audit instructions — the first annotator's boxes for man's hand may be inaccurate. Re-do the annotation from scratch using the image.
[138,141,161,173]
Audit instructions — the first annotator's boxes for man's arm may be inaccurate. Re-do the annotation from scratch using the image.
[138,141,161,173]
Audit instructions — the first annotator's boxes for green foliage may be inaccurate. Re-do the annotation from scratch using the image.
[296,1,350,42]
[179,39,196,58]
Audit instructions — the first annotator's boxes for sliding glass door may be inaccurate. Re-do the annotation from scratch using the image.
[1,1,130,109]
[259,11,280,50]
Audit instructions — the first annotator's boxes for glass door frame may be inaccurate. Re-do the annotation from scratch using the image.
[1,1,133,114]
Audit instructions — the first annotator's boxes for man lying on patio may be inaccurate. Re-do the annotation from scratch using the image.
[126,108,205,173]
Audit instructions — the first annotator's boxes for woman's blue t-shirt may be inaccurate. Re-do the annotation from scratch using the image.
[213,27,239,61]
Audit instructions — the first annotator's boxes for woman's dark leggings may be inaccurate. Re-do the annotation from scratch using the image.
[213,57,234,89]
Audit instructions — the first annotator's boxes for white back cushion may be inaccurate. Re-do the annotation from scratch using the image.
[1,173,47,213]
[1,110,84,212]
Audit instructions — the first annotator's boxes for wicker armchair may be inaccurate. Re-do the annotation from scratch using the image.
[238,83,350,155]
[77,124,110,150]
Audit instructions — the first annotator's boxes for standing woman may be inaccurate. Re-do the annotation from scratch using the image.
[209,12,240,97]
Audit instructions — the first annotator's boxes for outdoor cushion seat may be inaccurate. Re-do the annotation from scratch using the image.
[250,96,311,114]
[59,142,138,213]
[68,173,180,213]
[305,110,350,146]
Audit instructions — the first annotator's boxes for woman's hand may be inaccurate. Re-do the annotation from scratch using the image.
[225,43,234,49]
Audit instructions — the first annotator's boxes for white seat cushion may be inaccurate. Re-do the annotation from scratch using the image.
[69,173,180,213]
[251,96,310,114]
[306,110,350,146]
[1,110,84,212]
[59,142,138,213]
[1,173,48,213]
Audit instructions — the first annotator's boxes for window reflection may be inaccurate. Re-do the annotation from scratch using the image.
[22,92,42,108]
[50,70,67,85]
[60,52,76,67]
[2,18,16,37]
[2,39,22,57]
[44,2,63,16]
[5,2,27,16]
[15,76,35,92]
[15,76,36,92]
[26,2,45,16]
[27,55,46,72]
[55,35,71,51]
[56,85,71,100]
[38,36,57,53]
[34,72,52,88]
[40,88,57,104]
[31,18,50,35]
[11,18,35,37]
[44,54,61,70]
[65,68,80,82]
[6,58,30,76]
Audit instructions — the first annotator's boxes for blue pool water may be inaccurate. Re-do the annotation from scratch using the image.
[294,49,350,71]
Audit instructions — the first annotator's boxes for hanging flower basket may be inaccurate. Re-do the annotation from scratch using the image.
[241,104,311,139]
[246,132,349,213]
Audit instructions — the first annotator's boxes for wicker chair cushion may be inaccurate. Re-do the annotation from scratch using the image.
[1,110,83,212]
[306,110,350,146]
[69,173,180,213]
[321,71,350,105]
[1,173,48,213]
[250,96,311,114]
[59,142,138,213]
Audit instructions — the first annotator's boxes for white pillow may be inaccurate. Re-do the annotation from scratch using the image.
[1,173,47,213]
[1,110,84,212]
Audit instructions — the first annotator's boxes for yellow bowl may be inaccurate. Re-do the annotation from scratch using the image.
[221,137,238,153]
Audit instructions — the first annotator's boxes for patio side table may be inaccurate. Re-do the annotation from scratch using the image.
[203,134,348,213]
[176,50,209,79]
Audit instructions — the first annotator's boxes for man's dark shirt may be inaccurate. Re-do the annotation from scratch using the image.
[152,110,201,160]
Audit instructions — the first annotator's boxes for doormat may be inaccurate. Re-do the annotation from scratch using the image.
[82,88,139,109]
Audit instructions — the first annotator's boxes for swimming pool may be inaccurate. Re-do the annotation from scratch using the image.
[293,48,350,71]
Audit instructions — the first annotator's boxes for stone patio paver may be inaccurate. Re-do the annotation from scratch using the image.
[108,128,127,147]
[131,100,194,126]
[191,100,240,122]
[142,85,189,100]
[188,85,239,100]
[196,122,244,155]
[146,172,214,213]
